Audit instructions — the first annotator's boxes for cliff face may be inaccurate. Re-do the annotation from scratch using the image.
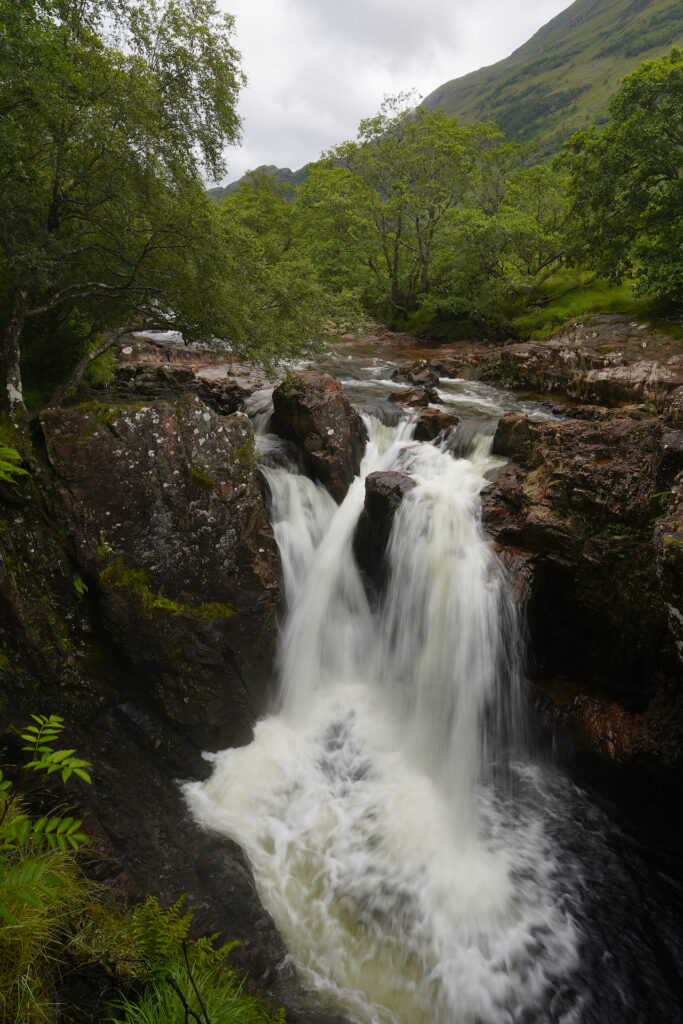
[481,406,683,781]
[0,388,291,989]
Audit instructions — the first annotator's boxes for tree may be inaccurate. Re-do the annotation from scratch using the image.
[429,163,569,324]
[560,48,683,308]
[301,96,507,322]
[0,0,248,419]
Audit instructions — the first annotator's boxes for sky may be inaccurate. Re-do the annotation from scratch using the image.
[216,0,572,185]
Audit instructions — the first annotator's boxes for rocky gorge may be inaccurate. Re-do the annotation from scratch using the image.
[1,313,682,1020]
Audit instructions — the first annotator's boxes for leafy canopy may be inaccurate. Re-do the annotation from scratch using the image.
[560,47,683,307]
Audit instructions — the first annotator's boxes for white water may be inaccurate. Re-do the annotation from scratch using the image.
[186,415,580,1023]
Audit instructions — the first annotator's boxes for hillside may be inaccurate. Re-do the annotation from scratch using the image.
[208,163,307,202]
[423,0,683,156]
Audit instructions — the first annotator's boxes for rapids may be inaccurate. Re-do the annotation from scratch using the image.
[186,348,683,1024]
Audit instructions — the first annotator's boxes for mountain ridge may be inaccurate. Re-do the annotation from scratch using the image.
[209,0,682,199]
[422,0,683,156]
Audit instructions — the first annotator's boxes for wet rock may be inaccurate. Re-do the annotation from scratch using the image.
[485,409,683,779]
[655,470,683,663]
[0,410,296,996]
[272,374,367,503]
[413,408,460,442]
[388,385,440,407]
[390,359,440,388]
[665,385,683,426]
[480,314,683,409]
[486,412,682,705]
[39,396,280,748]
[198,377,256,415]
[353,472,416,594]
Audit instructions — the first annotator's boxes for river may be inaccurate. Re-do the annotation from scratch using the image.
[186,342,683,1024]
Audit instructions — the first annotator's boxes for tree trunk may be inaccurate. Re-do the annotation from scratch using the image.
[1,289,27,422]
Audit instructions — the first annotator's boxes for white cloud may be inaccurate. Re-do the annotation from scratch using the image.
[216,0,571,184]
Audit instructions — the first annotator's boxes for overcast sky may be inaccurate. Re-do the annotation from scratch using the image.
[216,0,572,185]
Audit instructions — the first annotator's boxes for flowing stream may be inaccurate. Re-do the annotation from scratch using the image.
[186,348,683,1023]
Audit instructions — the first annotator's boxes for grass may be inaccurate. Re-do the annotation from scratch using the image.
[510,272,683,340]
[422,0,682,158]
[109,961,284,1024]
[511,274,646,338]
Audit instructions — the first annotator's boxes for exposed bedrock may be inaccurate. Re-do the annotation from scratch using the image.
[480,314,683,409]
[271,373,367,503]
[0,393,316,1006]
[390,358,440,389]
[39,395,280,747]
[483,410,683,777]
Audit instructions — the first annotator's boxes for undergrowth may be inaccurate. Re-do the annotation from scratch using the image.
[0,717,283,1024]
[510,273,680,339]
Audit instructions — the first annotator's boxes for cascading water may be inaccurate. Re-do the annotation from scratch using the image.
[186,412,582,1023]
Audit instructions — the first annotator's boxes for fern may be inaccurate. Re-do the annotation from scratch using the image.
[0,445,27,485]
[131,896,194,971]
[0,713,94,1021]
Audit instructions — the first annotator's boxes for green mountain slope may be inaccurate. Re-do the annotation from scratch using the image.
[423,0,683,155]
[208,164,307,202]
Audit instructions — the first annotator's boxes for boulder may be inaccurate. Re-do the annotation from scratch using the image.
[110,362,201,401]
[0,398,297,994]
[39,396,280,748]
[388,385,440,407]
[487,412,682,697]
[199,377,256,415]
[390,359,440,388]
[413,408,460,442]
[655,469,683,663]
[353,472,416,593]
[271,374,367,502]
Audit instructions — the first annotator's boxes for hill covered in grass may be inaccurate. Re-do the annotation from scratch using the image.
[422,0,683,157]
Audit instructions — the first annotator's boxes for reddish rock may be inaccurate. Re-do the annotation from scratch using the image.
[413,408,460,442]
[39,396,280,749]
[199,377,256,415]
[486,412,683,704]
[388,385,440,407]
[480,314,683,409]
[485,409,683,777]
[272,374,367,502]
[390,359,440,388]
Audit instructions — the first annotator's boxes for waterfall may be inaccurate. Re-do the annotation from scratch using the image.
[186,415,579,1024]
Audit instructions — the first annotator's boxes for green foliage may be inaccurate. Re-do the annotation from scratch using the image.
[0,715,92,1022]
[110,961,283,1024]
[511,275,647,338]
[0,0,346,418]
[0,445,27,485]
[0,723,279,1023]
[561,48,683,307]
[107,895,282,1024]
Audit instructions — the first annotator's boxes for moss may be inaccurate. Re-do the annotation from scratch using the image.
[99,559,150,592]
[99,558,239,622]
[195,601,238,621]
[663,535,683,570]
[233,438,256,469]
[190,464,215,491]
